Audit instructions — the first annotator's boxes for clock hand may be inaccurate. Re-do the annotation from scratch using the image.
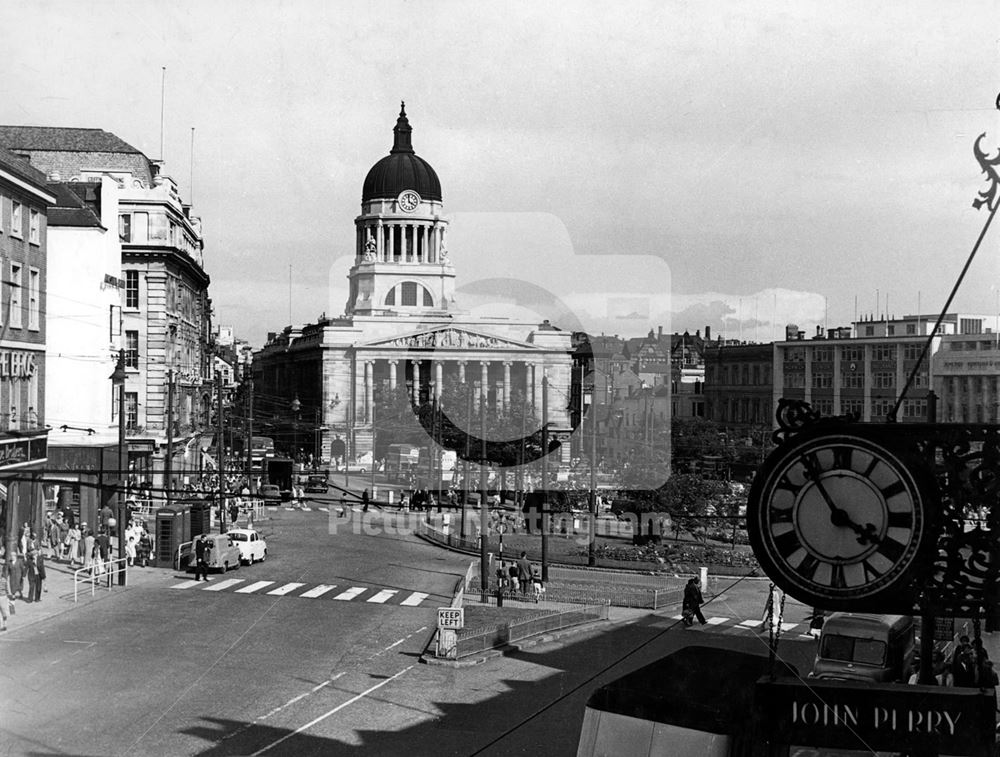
[800,455,880,546]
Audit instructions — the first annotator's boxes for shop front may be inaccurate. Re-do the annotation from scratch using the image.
[45,444,121,533]
[0,431,49,556]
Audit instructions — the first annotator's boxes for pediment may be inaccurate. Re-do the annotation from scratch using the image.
[362,326,542,351]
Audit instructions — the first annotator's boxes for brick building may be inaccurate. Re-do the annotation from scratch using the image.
[0,146,54,555]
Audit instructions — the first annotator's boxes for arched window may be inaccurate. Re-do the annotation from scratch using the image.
[423,287,434,307]
[386,282,433,308]
[401,282,417,306]
[385,287,395,306]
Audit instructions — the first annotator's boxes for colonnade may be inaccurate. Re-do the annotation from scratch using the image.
[352,356,548,423]
[356,220,447,264]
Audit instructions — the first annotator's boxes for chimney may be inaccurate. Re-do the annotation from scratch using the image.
[705,325,711,341]
[658,325,663,339]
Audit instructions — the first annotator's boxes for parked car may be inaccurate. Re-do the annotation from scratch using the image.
[187,534,242,574]
[304,475,328,493]
[226,528,268,564]
[259,484,281,502]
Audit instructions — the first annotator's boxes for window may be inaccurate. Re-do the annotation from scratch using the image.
[9,263,22,328]
[125,270,139,309]
[783,372,805,388]
[873,372,895,389]
[119,214,131,242]
[812,347,832,363]
[906,324,916,335]
[423,288,433,307]
[865,326,874,336]
[27,268,39,330]
[28,208,39,245]
[125,392,138,430]
[872,345,895,362]
[841,371,864,389]
[903,399,928,419]
[841,399,864,418]
[840,346,863,362]
[125,330,139,368]
[401,282,417,307]
[384,286,395,306]
[811,372,833,389]
[10,201,22,238]
[887,325,895,336]
[903,343,923,361]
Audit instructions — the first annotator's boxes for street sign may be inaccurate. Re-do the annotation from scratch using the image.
[933,617,955,642]
[437,607,464,630]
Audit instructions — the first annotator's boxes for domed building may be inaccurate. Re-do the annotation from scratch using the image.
[254,105,574,474]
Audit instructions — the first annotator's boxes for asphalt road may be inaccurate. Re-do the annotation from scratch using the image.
[0,495,814,756]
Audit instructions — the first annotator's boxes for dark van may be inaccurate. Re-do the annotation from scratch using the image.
[811,613,915,683]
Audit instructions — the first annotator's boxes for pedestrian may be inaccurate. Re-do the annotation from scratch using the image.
[9,547,23,600]
[0,552,10,630]
[229,501,239,525]
[83,528,95,571]
[952,636,976,687]
[981,659,999,687]
[47,517,61,560]
[24,549,38,603]
[362,488,370,513]
[125,536,136,567]
[194,536,210,582]
[508,562,520,594]
[516,551,533,596]
[682,577,707,627]
[33,551,45,602]
[94,528,111,576]
[137,529,152,567]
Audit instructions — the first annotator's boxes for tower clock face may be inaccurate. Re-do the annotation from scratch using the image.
[748,432,931,606]
[398,190,420,212]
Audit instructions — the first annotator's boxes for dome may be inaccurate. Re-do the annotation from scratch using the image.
[362,103,442,203]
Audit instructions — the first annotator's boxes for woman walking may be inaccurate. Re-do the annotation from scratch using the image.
[682,577,707,627]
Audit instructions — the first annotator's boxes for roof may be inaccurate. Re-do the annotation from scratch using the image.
[585,646,797,733]
[47,182,103,228]
[0,126,142,154]
[362,104,442,202]
[0,144,49,188]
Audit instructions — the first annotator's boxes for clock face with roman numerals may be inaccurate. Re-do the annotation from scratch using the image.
[748,432,930,607]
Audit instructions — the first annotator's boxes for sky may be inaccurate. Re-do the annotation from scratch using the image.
[5,1,1000,346]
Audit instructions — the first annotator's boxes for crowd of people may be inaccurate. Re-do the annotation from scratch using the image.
[908,634,1000,688]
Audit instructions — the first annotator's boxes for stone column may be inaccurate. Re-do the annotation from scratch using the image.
[411,360,421,403]
[376,220,384,261]
[502,362,512,410]
[388,359,397,388]
[365,361,374,423]
[388,222,395,261]
[480,362,490,411]
[435,361,443,400]
[458,361,466,384]
[422,225,429,263]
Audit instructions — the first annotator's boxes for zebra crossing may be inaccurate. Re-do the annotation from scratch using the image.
[169,577,434,607]
[667,614,819,638]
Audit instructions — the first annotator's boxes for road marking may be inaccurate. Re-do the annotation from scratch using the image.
[267,582,305,596]
[706,616,728,625]
[366,589,397,604]
[170,580,202,589]
[400,592,428,606]
[738,619,765,628]
[255,674,343,723]
[316,506,328,512]
[236,581,275,594]
[202,578,245,592]
[780,622,798,632]
[300,584,336,598]
[333,587,366,601]
[300,506,312,511]
[249,666,413,756]
[283,507,294,511]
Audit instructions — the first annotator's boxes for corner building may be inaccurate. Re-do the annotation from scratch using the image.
[255,106,574,464]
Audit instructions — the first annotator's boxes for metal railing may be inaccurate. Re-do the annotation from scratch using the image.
[175,540,194,571]
[454,602,610,657]
[73,558,128,602]
[417,519,482,554]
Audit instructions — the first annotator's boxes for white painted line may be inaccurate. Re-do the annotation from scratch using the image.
[284,507,294,511]
[333,587,366,601]
[300,507,312,512]
[235,581,275,594]
[201,578,245,592]
[780,622,798,632]
[670,614,684,621]
[266,506,278,511]
[400,592,428,606]
[300,584,336,598]
[738,619,765,628]
[267,583,305,596]
[170,580,202,589]
[367,589,397,604]
[249,666,413,757]
[706,617,728,625]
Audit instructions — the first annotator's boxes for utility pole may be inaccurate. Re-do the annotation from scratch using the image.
[166,369,174,508]
[479,383,488,600]
[217,371,226,534]
[589,379,597,567]
[541,374,549,582]
[245,370,253,492]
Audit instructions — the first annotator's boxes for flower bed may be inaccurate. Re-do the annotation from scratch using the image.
[581,542,761,575]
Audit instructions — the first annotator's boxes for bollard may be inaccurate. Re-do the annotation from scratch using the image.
[700,566,708,591]
[496,585,504,607]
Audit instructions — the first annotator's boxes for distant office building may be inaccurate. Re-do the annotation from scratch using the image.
[933,333,1000,423]
[704,342,774,429]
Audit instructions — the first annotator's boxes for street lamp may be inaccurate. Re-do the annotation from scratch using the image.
[109,350,128,587]
[291,394,301,467]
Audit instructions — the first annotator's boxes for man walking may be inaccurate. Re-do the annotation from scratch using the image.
[516,551,533,597]
[194,536,210,582]
[682,577,707,626]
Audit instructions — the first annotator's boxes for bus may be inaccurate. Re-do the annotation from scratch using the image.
[386,444,421,482]
[250,436,275,470]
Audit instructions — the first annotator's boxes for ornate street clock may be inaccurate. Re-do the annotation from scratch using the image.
[398,190,420,212]
[748,429,936,610]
